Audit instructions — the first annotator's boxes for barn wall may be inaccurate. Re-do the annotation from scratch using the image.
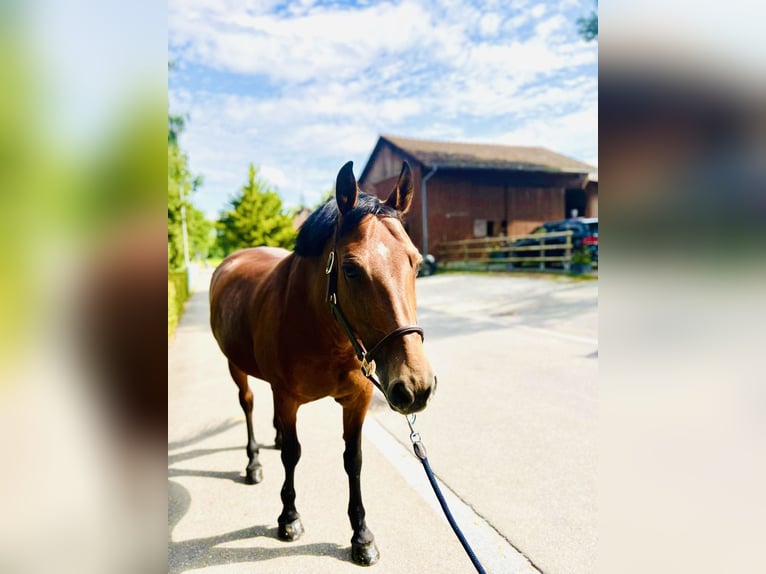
[365,170,569,253]
[364,165,426,254]
[507,187,565,235]
[426,174,566,250]
[362,145,408,185]
[427,175,504,248]
[361,143,582,254]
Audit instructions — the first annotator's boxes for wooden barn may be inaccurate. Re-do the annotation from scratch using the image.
[359,135,598,255]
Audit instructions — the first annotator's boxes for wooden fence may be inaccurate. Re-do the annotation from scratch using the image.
[436,230,580,272]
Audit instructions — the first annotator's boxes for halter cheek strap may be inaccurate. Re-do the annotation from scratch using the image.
[325,223,424,386]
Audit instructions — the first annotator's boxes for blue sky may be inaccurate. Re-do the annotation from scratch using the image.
[168,0,598,218]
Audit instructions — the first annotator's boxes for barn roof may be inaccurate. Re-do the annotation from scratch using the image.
[361,134,595,183]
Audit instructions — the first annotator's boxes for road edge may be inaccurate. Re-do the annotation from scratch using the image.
[363,416,542,574]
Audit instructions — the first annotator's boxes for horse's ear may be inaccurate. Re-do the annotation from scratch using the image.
[385,161,414,214]
[335,161,358,215]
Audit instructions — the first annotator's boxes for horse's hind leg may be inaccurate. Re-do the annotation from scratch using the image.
[273,393,303,541]
[228,361,263,484]
[340,388,379,566]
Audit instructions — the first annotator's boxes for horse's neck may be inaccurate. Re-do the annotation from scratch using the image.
[287,253,351,351]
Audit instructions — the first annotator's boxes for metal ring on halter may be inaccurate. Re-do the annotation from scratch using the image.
[360,356,374,377]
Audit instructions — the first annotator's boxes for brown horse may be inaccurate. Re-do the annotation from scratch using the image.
[209,160,436,565]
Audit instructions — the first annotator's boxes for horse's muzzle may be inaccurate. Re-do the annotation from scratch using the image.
[388,374,437,414]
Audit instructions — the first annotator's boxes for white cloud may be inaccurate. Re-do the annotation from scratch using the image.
[497,102,598,166]
[170,0,441,83]
[504,12,532,30]
[478,13,503,36]
[529,3,547,18]
[169,0,598,214]
[535,14,568,38]
[259,165,289,189]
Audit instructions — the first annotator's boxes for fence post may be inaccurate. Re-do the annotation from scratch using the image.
[539,236,545,270]
[564,230,572,273]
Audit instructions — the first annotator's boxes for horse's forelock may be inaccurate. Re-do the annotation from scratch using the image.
[294,193,400,257]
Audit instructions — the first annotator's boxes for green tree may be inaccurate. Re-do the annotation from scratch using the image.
[168,140,189,269]
[577,1,598,42]
[186,206,215,259]
[168,113,185,146]
[215,163,297,255]
[168,122,211,268]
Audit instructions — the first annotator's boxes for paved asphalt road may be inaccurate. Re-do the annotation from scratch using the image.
[169,269,597,574]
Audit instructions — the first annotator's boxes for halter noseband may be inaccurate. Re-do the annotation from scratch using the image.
[325,223,424,388]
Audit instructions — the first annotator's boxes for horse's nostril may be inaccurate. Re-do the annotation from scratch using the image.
[389,380,414,409]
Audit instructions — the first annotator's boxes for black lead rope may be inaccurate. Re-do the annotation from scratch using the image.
[405,414,488,574]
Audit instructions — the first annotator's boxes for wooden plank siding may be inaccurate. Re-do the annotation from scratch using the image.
[586,181,598,217]
[365,169,570,254]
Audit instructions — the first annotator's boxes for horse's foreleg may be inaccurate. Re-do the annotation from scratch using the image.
[273,409,283,450]
[341,389,379,566]
[274,395,303,541]
[228,361,262,484]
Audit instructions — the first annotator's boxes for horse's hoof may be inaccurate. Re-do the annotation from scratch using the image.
[277,518,304,541]
[351,541,380,566]
[245,465,263,484]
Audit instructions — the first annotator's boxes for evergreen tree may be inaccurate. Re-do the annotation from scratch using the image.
[215,163,296,255]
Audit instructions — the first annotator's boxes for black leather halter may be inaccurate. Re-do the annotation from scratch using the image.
[325,223,424,389]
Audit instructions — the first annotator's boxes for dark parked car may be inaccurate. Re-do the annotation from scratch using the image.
[510,217,598,267]
[417,253,437,277]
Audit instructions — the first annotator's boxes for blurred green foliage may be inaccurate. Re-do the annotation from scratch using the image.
[214,163,297,256]
[0,29,39,366]
[167,269,189,339]
[572,247,593,265]
[0,11,168,370]
[577,1,598,42]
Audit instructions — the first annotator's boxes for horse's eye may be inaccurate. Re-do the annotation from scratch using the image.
[342,261,362,279]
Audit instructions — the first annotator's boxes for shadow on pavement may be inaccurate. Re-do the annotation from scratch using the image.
[418,306,508,341]
[168,419,241,451]
[168,446,242,466]
[168,479,348,573]
[418,288,597,340]
[168,467,246,484]
[168,420,281,485]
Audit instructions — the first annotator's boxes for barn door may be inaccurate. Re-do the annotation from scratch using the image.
[565,188,587,218]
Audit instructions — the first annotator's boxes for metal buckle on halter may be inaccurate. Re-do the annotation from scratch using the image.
[325,250,335,274]
[361,356,374,377]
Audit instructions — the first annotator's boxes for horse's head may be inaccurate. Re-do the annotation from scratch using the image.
[332,161,436,414]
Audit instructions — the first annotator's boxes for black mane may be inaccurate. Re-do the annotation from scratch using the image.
[294,192,401,257]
